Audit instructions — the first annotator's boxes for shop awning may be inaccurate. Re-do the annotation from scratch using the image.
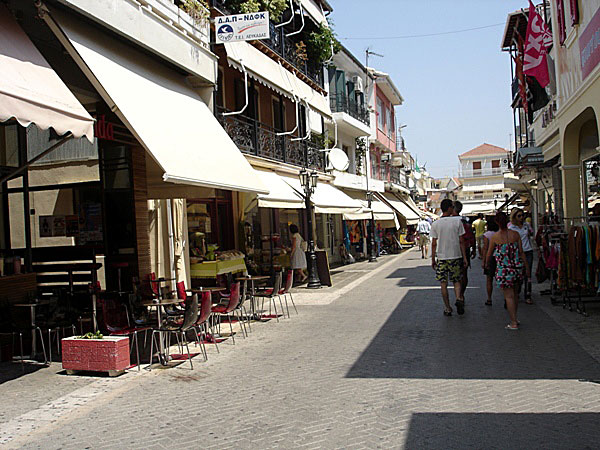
[282,177,362,214]
[224,42,331,119]
[377,193,421,225]
[47,9,268,195]
[342,190,399,228]
[461,203,495,215]
[0,5,94,142]
[256,170,304,209]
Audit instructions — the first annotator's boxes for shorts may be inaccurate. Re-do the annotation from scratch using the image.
[418,233,429,246]
[435,258,463,283]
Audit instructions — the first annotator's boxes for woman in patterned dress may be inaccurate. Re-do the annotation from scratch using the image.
[484,212,531,330]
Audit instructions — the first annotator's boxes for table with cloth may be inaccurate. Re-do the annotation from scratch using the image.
[190,257,247,279]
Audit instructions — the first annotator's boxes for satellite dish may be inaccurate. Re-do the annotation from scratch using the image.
[328,147,349,171]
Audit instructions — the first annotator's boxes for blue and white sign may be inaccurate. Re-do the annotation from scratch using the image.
[216,12,270,43]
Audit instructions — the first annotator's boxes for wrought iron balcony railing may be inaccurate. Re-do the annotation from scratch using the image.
[330,93,370,126]
[217,107,325,171]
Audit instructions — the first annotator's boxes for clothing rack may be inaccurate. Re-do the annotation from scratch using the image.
[555,218,600,316]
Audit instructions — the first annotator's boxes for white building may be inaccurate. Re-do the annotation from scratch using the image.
[458,143,513,215]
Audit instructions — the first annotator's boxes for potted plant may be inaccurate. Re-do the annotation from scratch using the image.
[62,331,130,377]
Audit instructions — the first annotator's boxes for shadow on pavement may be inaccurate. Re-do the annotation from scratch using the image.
[0,362,46,385]
[404,412,600,449]
[346,287,600,379]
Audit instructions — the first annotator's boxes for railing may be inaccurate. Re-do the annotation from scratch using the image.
[460,168,508,178]
[217,107,325,171]
[259,21,324,87]
[330,93,370,126]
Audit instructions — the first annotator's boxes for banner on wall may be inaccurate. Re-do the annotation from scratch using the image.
[523,0,552,87]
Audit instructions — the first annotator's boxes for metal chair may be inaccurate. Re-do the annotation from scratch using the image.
[99,296,149,371]
[279,269,298,316]
[211,282,245,344]
[149,294,198,370]
[253,272,284,322]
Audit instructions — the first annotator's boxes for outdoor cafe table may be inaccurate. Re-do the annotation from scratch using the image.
[235,275,270,318]
[142,298,181,366]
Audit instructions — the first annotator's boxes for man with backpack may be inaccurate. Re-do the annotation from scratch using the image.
[453,201,475,301]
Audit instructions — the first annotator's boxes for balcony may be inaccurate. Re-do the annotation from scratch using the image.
[330,93,369,126]
[217,107,325,171]
[459,168,509,178]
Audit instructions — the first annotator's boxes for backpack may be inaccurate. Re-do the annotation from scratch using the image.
[461,218,476,249]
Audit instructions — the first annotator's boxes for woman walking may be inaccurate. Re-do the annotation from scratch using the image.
[485,212,530,330]
[509,208,534,303]
[289,224,307,283]
[481,218,499,306]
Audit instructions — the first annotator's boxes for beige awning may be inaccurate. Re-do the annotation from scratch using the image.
[47,9,268,195]
[224,41,331,119]
[0,5,94,142]
[282,177,362,214]
[377,193,421,225]
[256,170,304,209]
[342,189,399,228]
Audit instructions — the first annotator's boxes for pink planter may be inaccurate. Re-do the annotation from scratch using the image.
[62,336,130,376]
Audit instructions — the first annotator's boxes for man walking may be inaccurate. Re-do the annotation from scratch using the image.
[472,213,487,258]
[431,199,468,316]
[417,216,431,258]
[453,201,474,301]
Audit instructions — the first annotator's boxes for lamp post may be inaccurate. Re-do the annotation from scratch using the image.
[366,190,377,262]
[299,168,321,289]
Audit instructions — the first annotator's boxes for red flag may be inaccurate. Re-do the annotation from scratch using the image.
[523,1,551,88]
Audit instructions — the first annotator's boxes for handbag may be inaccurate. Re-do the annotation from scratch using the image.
[536,255,550,283]
[301,238,308,252]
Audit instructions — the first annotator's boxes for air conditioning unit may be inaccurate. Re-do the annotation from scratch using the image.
[352,76,364,92]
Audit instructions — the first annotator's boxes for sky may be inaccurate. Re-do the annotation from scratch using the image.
[328,0,530,178]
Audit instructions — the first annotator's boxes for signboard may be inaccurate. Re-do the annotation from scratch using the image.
[417,195,428,202]
[216,12,269,42]
[579,7,600,81]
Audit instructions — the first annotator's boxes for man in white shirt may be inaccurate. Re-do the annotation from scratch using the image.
[416,217,431,259]
[430,199,469,316]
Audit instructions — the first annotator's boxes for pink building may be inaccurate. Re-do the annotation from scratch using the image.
[367,68,404,182]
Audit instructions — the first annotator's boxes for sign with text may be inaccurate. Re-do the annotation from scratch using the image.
[215,12,269,42]
[580,6,600,81]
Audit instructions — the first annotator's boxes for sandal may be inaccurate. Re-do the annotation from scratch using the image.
[485,300,492,306]
[505,324,519,330]
[443,309,452,316]
[455,300,465,315]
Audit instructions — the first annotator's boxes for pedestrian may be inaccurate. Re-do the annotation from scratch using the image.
[485,211,530,330]
[509,208,534,304]
[472,213,487,258]
[416,216,431,258]
[481,217,499,306]
[453,201,474,301]
[289,224,308,283]
[430,199,468,316]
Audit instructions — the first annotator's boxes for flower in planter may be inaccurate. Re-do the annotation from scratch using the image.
[78,331,104,339]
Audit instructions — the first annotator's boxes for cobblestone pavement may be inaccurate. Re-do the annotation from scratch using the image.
[5,248,600,449]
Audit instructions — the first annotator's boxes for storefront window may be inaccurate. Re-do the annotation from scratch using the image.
[583,156,600,215]
[0,124,19,168]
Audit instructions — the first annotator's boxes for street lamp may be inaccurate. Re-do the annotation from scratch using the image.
[366,190,377,262]
[299,168,321,289]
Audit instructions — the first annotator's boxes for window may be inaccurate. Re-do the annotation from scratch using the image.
[272,96,286,132]
[377,98,384,130]
[0,124,19,168]
[472,161,482,170]
[492,160,500,168]
[386,108,393,136]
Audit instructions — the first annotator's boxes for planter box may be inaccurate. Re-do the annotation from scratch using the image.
[62,336,130,376]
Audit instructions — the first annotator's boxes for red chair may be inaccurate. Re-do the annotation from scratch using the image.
[191,291,217,360]
[99,296,150,370]
[211,282,245,344]
[279,270,298,317]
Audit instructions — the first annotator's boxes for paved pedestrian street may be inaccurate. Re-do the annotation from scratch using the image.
[4,249,600,449]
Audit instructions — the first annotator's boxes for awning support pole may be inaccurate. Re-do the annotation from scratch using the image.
[285,4,305,37]
[0,133,73,186]
[275,0,295,28]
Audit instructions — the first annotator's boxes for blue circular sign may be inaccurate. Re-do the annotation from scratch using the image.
[217,24,234,42]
